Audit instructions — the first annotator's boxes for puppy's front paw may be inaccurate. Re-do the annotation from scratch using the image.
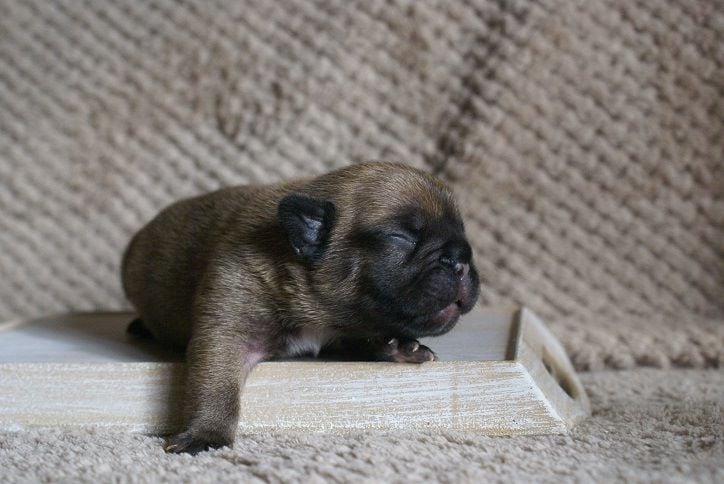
[384,338,437,363]
[165,428,233,455]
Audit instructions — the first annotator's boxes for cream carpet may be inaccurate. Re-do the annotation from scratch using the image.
[1,369,722,483]
[1,0,723,372]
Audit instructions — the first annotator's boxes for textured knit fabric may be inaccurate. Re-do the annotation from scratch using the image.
[0,0,722,369]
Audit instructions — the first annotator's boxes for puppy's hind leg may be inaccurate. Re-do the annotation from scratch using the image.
[126,318,153,339]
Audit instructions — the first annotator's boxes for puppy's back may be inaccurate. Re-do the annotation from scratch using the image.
[121,185,272,347]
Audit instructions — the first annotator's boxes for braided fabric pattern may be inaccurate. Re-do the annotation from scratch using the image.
[1,0,722,369]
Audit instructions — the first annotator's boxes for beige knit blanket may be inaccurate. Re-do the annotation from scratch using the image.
[1,0,722,369]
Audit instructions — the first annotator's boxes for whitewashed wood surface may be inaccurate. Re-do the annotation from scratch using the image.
[0,307,590,434]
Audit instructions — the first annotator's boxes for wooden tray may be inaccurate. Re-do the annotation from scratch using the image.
[0,307,589,434]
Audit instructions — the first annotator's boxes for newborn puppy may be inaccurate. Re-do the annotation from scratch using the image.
[121,161,479,454]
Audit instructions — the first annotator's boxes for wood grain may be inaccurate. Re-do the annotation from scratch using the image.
[0,307,589,434]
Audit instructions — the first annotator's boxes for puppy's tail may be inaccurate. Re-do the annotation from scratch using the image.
[126,317,154,339]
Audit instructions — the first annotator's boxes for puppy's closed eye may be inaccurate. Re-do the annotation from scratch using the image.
[387,232,417,247]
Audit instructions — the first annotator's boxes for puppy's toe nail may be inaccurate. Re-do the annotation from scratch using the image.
[410,342,419,352]
[387,338,397,346]
[429,353,436,361]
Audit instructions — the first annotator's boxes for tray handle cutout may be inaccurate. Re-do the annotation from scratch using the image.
[541,347,578,401]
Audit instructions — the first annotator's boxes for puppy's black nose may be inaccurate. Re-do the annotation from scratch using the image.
[440,257,470,279]
[454,262,469,279]
[440,239,472,277]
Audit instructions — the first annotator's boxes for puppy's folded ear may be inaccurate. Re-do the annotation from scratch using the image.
[278,194,336,262]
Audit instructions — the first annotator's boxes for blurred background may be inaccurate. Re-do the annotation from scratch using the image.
[1,0,722,370]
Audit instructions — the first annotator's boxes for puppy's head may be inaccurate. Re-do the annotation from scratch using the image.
[278,162,480,339]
